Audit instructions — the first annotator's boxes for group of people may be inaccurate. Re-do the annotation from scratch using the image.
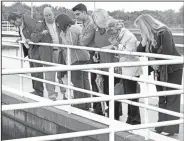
[8,3,183,136]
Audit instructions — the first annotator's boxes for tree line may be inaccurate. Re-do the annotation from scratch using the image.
[2,2,184,28]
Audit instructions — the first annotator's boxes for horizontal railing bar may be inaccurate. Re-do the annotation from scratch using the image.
[21,74,182,117]
[18,73,183,99]
[175,44,184,48]
[3,119,183,141]
[3,91,183,118]
[3,41,184,48]
[15,75,183,118]
[2,86,183,117]
[2,85,182,141]
[2,59,183,75]
[17,41,182,60]
[113,73,183,90]
[2,55,63,66]
[19,74,106,97]
[2,42,19,47]
[3,54,107,77]
[119,100,183,118]
[2,55,183,89]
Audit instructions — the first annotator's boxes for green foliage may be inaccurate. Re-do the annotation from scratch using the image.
[2,2,183,28]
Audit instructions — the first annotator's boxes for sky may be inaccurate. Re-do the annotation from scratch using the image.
[3,2,183,12]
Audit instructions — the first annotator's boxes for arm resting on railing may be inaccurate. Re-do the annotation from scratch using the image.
[30,22,44,43]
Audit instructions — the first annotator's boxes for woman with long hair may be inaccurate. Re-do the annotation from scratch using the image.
[134,14,183,136]
[105,19,143,125]
[91,9,123,120]
[55,14,91,110]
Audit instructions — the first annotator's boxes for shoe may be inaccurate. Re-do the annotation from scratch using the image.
[94,109,104,116]
[153,129,162,134]
[132,121,141,125]
[30,91,37,94]
[126,117,131,124]
[48,92,58,101]
[165,133,175,136]
[30,91,43,97]
[48,94,57,101]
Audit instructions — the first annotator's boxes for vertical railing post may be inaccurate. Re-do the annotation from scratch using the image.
[109,67,115,141]
[6,21,9,31]
[8,22,11,31]
[143,56,150,140]
[67,46,72,113]
[19,42,24,97]
[88,72,94,111]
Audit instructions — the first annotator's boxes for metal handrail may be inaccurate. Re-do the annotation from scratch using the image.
[2,38,184,141]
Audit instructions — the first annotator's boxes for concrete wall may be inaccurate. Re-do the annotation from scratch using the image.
[2,91,145,141]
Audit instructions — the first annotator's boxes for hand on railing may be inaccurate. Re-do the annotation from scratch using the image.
[42,30,49,35]
[25,39,32,44]
[151,65,160,71]
[16,38,21,43]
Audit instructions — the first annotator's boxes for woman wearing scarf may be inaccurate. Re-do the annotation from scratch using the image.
[134,14,183,136]
[106,19,143,125]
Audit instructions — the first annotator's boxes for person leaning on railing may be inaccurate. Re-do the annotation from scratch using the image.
[7,12,45,97]
[55,13,91,110]
[90,9,123,120]
[105,18,143,125]
[36,6,61,101]
[72,3,97,111]
[135,14,183,136]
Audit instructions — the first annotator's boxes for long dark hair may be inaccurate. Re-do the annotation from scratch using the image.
[55,14,75,33]
[8,12,22,21]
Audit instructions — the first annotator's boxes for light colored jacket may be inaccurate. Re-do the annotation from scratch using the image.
[109,28,143,76]
[59,25,90,64]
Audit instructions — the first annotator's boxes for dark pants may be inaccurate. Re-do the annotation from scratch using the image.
[123,79,141,125]
[28,46,44,97]
[71,60,91,110]
[93,74,122,120]
[155,69,182,134]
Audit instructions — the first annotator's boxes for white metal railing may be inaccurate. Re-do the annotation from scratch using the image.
[2,21,18,31]
[2,39,184,141]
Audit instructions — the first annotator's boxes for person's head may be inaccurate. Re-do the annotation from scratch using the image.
[106,19,124,37]
[55,14,75,33]
[72,3,88,22]
[134,14,166,43]
[8,12,23,27]
[91,9,113,29]
[43,7,55,24]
